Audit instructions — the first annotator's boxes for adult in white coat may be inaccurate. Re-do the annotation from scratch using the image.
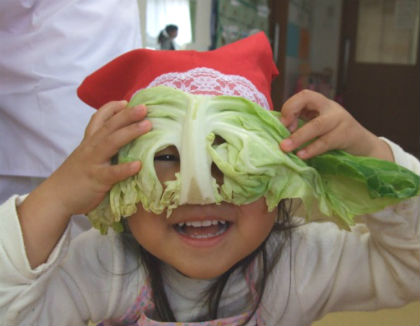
[0,0,142,217]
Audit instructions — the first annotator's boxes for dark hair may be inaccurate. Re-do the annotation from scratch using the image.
[158,24,179,44]
[120,199,297,324]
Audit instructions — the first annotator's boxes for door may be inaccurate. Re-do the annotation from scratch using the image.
[337,0,420,158]
[270,0,289,108]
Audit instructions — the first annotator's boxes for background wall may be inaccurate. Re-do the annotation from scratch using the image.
[138,0,147,48]
[310,0,342,94]
[187,0,212,51]
[283,0,311,99]
[283,0,342,100]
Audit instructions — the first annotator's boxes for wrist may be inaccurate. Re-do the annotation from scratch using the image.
[17,179,73,268]
[367,135,394,162]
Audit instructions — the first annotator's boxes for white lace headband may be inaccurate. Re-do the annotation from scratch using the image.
[138,67,270,110]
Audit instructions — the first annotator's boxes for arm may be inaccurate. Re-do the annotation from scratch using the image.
[272,90,419,321]
[0,199,140,325]
[0,101,150,325]
[16,101,150,268]
[293,143,419,321]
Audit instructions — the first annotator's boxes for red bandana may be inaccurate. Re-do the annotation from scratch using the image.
[77,32,279,110]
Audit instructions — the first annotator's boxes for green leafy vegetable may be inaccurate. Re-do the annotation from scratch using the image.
[88,86,420,234]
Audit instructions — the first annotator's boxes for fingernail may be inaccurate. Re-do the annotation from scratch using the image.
[130,161,141,172]
[133,104,145,114]
[297,149,308,159]
[289,121,298,132]
[138,120,151,131]
[281,139,293,150]
[280,117,286,125]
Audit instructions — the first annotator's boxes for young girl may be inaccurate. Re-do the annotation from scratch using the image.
[157,24,179,50]
[0,33,419,326]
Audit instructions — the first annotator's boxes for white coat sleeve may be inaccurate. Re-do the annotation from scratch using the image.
[0,195,140,326]
[285,139,420,324]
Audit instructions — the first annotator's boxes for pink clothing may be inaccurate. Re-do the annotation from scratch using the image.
[99,261,265,325]
[99,281,263,326]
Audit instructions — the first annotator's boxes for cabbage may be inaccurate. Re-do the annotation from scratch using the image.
[88,86,420,234]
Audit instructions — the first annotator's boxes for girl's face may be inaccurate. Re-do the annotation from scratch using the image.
[169,30,178,39]
[127,146,277,279]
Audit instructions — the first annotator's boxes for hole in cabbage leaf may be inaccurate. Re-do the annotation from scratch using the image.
[211,162,224,187]
[154,145,180,184]
[213,135,226,146]
[211,135,226,187]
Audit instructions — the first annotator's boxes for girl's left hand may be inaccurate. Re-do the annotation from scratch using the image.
[279,90,394,162]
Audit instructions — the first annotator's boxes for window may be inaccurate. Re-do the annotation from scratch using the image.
[145,0,192,49]
[355,0,419,64]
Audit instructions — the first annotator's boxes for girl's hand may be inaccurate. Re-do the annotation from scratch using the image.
[17,100,151,268]
[279,90,393,162]
[52,100,152,216]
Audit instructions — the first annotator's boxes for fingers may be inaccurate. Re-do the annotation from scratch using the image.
[89,101,148,135]
[97,161,142,186]
[83,101,152,161]
[86,100,148,134]
[279,90,353,159]
[100,104,148,135]
[293,132,337,159]
[280,90,329,131]
[100,119,152,159]
[86,100,128,137]
[280,113,339,158]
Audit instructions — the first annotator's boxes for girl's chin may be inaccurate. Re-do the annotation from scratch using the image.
[174,265,231,280]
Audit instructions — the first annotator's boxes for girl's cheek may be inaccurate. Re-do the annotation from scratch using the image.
[240,197,274,215]
[238,198,277,229]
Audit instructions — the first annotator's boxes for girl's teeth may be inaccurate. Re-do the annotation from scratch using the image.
[180,220,224,227]
[174,220,230,239]
[175,221,229,239]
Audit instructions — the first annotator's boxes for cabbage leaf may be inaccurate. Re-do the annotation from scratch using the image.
[88,86,420,234]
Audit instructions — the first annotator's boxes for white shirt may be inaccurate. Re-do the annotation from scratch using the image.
[0,140,419,325]
[0,0,141,178]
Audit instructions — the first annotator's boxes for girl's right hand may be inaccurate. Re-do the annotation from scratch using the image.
[52,100,151,216]
[17,100,151,268]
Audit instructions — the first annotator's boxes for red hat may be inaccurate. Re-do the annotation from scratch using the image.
[77,32,279,110]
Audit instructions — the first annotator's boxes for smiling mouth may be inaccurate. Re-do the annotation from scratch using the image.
[173,220,231,239]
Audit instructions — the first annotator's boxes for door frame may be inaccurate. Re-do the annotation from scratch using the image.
[336,0,420,157]
[269,0,289,110]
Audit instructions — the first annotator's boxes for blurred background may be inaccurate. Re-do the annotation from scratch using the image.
[138,0,419,162]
